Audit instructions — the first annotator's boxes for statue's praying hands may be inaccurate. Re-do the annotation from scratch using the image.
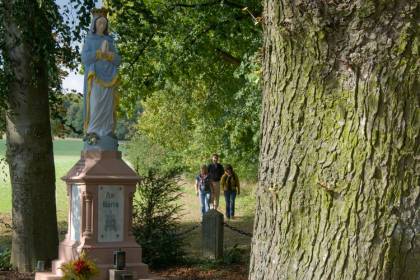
[101,39,109,54]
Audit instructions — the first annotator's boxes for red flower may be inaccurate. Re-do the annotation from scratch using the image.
[61,252,98,279]
[74,259,87,274]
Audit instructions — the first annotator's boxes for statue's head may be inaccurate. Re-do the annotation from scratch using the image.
[91,7,109,35]
[93,16,108,35]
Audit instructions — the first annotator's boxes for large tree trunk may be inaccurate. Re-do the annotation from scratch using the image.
[2,1,58,271]
[250,1,419,279]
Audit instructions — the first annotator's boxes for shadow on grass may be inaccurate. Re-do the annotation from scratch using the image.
[0,216,68,250]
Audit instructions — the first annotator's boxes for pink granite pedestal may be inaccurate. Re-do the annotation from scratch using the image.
[35,151,151,280]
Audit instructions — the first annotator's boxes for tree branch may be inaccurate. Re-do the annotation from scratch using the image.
[127,31,157,78]
[215,47,241,65]
[172,0,246,10]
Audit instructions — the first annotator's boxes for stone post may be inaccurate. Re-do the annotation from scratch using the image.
[202,210,223,259]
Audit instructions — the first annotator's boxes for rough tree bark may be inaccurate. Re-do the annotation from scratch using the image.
[2,1,58,271]
[250,1,419,279]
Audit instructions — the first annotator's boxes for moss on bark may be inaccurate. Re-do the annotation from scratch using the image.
[250,1,419,279]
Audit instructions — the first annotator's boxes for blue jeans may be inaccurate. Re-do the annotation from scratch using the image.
[199,190,211,216]
[224,191,237,219]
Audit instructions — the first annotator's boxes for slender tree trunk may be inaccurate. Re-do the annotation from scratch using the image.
[2,1,58,271]
[250,1,419,279]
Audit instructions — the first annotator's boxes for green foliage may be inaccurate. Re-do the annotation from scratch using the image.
[223,244,244,265]
[132,169,185,268]
[114,102,142,140]
[0,0,96,134]
[51,93,84,138]
[125,134,184,177]
[182,244,246,268]
[0,248,12,271]
[109,0,263,179]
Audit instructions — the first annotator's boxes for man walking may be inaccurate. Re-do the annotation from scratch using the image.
[207,153,224,210]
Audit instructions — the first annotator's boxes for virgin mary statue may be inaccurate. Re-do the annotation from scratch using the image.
[81,8,121,150]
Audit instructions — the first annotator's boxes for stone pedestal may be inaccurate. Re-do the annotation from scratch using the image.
[202,210,224,259]
[35,151,149,280]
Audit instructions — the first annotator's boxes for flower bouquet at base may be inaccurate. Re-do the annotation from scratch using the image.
[60,251,99,280]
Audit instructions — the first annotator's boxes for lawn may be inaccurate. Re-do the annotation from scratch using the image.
[0,139,82,218]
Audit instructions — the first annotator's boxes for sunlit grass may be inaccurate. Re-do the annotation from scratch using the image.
[0,139,82,219]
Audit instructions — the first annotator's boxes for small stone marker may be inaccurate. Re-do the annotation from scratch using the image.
[36,260,45,272]
[202,209,223,259]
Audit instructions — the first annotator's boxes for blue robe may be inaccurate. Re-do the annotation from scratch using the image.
[81,33,121,137]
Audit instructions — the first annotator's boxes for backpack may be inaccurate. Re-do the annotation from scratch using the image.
[198,175,211,192]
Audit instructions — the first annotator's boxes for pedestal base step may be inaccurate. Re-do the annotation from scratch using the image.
[34,272,61,280]
[138,275,166,280]
[110,269,165,280]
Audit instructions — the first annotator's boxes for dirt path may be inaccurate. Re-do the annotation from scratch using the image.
[154,264,248,280]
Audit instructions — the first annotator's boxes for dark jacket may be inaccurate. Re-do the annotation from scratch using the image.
[207,163,224,182]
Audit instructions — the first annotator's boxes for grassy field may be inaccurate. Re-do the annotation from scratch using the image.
[0,139,83,218]
[0,138,256,272]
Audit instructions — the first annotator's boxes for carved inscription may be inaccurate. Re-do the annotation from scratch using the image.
[98,185,124,242]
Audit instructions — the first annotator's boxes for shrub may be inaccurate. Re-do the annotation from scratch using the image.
[223,244,243,265]
[181,244,245,269]
[0,247,12,271]
[132,169,185,268]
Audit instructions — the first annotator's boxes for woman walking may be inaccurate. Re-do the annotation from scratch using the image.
[195,165,212,218]
[220,164,240,219]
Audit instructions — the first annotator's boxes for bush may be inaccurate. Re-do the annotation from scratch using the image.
[223,244,243,265]
[125,134,185,177]
[132,169,185,268]
[180,244,245,269]
[0,247,12,271]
